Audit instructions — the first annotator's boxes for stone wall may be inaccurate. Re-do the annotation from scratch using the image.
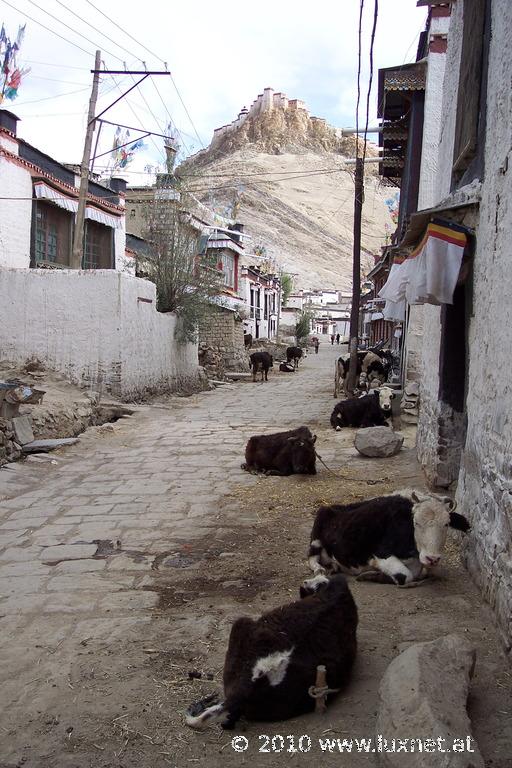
[0,269,203,400]
[198,307,249,379]
[417,0,512,650]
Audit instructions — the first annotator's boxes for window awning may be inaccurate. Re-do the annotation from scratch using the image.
[34,181,77,212]
[34,181,124,229]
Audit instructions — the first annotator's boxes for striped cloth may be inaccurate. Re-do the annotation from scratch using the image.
[379,219,468,310]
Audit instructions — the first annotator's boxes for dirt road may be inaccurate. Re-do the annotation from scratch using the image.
[0,343,510,768]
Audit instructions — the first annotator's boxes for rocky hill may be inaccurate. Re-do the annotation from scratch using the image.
[180,89,394,291]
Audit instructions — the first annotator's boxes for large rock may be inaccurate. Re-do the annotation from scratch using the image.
[376,634,484,768]
[354,426,403,457]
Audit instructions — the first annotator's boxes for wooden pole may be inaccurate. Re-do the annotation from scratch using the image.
[314,665,327,714]
[71,50,101,269]
[345,157,364,395]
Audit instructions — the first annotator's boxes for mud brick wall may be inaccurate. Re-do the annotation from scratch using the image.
[198,308,249,379]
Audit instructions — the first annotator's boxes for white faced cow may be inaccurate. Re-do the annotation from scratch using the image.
[308,489,470,586]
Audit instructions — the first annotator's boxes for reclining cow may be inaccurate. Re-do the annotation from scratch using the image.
[185,573,357,730]
[242,426,317,475]
[307,489,470,586]
[286,346,304,369]
[330,387,395,429]
[250,351,273,382]
[279,361,295,372]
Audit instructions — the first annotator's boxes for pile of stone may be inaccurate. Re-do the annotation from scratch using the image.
[401,381,420,424]
[198,343,224,379]
[0,418,21,465]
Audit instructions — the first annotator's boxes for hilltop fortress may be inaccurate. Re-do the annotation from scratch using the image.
[185,87,356,162]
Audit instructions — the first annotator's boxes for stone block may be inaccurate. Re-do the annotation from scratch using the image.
[376,634,484,768]
[354,427,404,457]
[11,415,34,445]
[40,543,98,563]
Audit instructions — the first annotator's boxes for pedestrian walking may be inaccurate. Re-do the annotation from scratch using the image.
[314,338,320,354]
[330,334,335,345]
[336,333,340,344]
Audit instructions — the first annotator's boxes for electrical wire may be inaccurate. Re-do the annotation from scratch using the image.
[52,0,135,62]
[0,0,93,56]
[84,0,205,148]
[362,0,379,169]
[24,0,122,62]
[12,86,91,106]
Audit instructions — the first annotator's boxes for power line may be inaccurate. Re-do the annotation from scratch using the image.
[362,0,379,168]
[24,59,90,70]
[0,0,93,56]
[25,0,121,62]
[52,0,135,62]
[13,86,91,106]
[84,0,205,148]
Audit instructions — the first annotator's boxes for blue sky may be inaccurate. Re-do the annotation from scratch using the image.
[0,0,427,178]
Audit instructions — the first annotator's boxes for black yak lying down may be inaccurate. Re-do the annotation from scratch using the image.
[242,426,317,475]
[330,389,394,429]
[186,574,358,729]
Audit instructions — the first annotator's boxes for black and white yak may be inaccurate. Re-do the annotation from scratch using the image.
[186,574,358,729]
[308,490,470,586]
[330,387,395,429]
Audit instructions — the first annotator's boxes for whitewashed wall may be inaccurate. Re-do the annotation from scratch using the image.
[0,155,32,268]
[416,0,512,647]
[0,269,201,399]
[456,0,512,646]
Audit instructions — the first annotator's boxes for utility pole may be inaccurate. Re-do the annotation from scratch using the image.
[345,157,364,394]
[71,49,101,269]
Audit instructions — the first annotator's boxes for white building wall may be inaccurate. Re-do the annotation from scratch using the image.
[0,269,200,399]
[416,0,512,647]
[456,0,512,646]
[0,155,33,268]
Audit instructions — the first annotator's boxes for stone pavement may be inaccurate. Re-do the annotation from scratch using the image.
[0,344,348,745]
[1,341,510,768]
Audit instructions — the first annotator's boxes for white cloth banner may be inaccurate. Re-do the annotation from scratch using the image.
[378,221,468,309]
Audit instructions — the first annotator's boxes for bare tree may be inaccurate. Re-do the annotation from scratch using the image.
[137,177,224,342]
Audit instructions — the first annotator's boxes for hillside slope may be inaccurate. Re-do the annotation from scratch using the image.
[180,93,394,290]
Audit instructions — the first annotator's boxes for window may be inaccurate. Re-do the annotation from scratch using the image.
[218,250,236,289]
[452,0,489,185]
[250,287,255,318]
[32,201,72,267]
[83,220,113,269]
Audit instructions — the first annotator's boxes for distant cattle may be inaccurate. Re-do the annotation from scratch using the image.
[330,388,394,429]
[334,349,393,397]
[244,333,253,348]
[250,351,273,382]
[286,346,304,368]
[308,489,470,586]
[185,573,358,729]
[279,362,295,372]
[242,426,317,476]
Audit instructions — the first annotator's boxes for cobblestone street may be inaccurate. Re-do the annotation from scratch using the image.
[0,343,510,768]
